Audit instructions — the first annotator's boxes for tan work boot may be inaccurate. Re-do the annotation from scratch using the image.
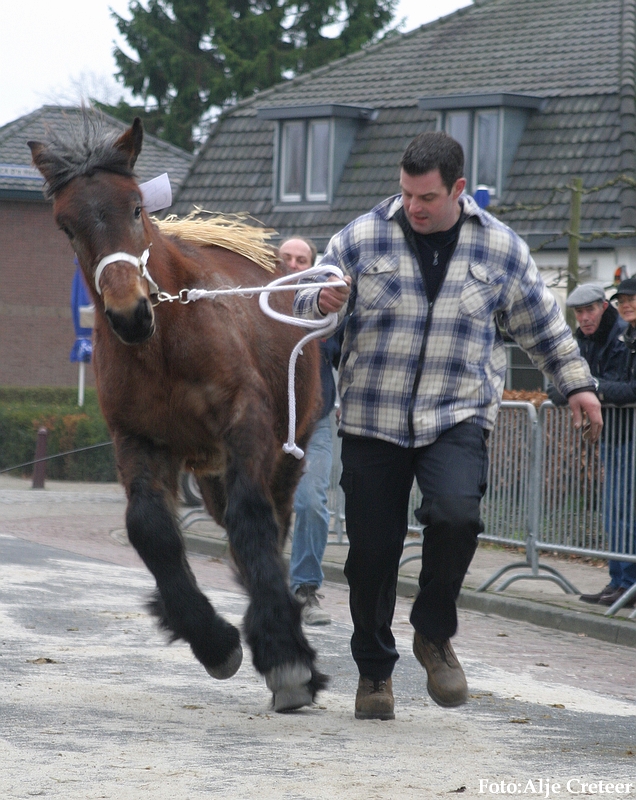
[413,632,468,708]
[354,676,395,720]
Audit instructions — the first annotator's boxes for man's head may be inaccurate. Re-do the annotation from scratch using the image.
[566,283,608,336]
[279,237,316,273]
[399,132,466,235]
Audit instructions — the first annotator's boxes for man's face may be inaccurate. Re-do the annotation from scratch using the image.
[573,301,607,335]
[400,168,466,235]
[279,239,313,273]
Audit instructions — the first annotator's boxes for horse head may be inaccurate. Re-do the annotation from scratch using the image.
[29,117,157,345]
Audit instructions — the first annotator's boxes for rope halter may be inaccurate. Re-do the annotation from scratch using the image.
[93,247,159,296]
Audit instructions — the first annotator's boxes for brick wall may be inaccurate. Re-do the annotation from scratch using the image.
[0,199,96,388]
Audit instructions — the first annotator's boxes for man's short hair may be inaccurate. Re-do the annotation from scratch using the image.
[279,236,317,266]
[400,131,465,193]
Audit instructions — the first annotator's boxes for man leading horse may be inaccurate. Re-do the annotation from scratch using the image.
[295,130,602,720]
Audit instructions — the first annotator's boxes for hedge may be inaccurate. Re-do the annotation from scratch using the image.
[0,387,116,482]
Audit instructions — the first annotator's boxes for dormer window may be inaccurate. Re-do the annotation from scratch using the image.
[280,119,331,202]
[258,104,376,207]
[419,94,545,200]
[444,108,500,195]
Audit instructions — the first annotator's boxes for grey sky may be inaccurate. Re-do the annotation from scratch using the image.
[0,0,471,130]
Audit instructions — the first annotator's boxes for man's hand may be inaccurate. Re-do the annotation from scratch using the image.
[318,275,351,315]
[567,391,603,443]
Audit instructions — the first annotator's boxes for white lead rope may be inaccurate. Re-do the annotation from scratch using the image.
[156,265,346,459]
[259,266,344,459]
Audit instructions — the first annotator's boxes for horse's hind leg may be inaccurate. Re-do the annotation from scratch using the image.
[117,437,243,678]
[223,421,328,711]
[197,474,227,527]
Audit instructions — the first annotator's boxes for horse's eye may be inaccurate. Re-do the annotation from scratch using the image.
[59,224,74,240]
[134,205,142,219]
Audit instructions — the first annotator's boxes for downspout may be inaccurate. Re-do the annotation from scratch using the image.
[620,0,636,229]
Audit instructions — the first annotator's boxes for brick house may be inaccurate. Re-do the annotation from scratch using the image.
[170,0,636,388]
[0,106,193,387]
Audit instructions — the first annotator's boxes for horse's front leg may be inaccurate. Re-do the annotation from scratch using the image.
[116,436,243,679]
[223,418,328,711]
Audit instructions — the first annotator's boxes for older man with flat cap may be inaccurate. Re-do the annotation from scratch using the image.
[550,280,636,606]
[547,282,626,407]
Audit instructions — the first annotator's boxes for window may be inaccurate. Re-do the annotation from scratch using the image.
[280,121,304,201]
[505,343,546,391]
[279,119,331,203]
[442,108,501,197]
[445,111,471,157]
[475,110,499,189]
[418,94,545,201]
[257,104,377,207]
[307,120,330,201]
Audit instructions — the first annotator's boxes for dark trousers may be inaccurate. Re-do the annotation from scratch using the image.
[340,422,488,681]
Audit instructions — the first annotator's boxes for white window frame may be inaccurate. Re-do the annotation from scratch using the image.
[278,119,333,204]
[305,119,332,202]
[472,108,502,196]
[442,107,503,197]
[280,120,304,202]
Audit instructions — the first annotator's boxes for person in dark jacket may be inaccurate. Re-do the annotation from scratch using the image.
[551,281,636,606]
[547,282,626,406]
[548,282,635,606]
[578,277,636,606]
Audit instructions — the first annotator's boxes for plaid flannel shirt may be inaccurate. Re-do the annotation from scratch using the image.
[294,193,593,448]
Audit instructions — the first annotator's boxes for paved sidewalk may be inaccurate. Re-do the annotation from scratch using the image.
[2,473,635,648]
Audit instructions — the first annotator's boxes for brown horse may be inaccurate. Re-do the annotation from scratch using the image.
[28,116,326,712]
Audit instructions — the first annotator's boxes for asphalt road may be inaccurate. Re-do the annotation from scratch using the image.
[1,531,635,800]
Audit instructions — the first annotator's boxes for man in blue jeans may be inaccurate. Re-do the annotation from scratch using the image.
[279,237,341,625]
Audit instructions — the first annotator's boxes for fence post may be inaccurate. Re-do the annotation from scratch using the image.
[566,176,583,332]
[32,427,48,489]
[527,405,542,573]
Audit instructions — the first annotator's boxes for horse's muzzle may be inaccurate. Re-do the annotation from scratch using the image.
[105,297,155,344]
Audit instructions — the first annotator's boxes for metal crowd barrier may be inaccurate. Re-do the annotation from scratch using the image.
[326,402,636,618]
[179,401,636,618]
[535,403,636,617]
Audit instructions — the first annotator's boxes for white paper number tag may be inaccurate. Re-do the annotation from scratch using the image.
[139,173,172,212]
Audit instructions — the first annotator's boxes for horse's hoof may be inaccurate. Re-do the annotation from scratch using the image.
[205,643,243,680]
[265,663,313,712]
[272,684,314,713]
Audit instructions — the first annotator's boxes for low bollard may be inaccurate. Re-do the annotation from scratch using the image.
[32,427,48,489]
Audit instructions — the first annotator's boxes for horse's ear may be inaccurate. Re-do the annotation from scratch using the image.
[114,117,143,169]
[28,140,49,180]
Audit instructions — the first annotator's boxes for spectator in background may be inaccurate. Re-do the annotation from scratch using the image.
[279,237,341,625]
[549,280,636,606]
[584,279,636,607]
[547,282,626,407]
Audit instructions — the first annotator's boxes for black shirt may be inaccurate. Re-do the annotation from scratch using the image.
[412,214,464,301]
[394,206,464,302]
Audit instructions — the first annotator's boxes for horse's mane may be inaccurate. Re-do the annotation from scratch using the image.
[155,210,278,273]
[34,112,135,199]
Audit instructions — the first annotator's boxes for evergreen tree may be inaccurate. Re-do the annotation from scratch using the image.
[103,0,397,151]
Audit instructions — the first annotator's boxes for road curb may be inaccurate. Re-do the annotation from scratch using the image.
[182,530,636,649]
